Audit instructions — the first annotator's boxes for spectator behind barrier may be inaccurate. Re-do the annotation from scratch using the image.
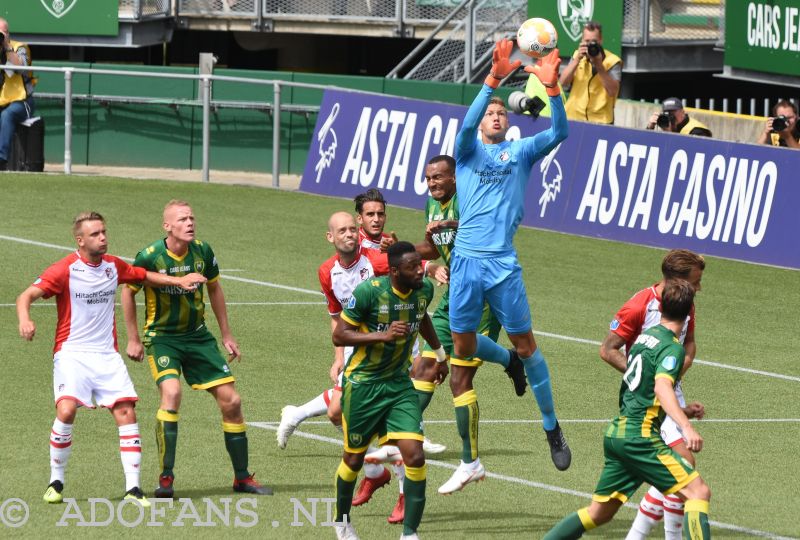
[756,100,799,149]
[0,17,36,171]
[558,21,622,125]
[646,97,712,138]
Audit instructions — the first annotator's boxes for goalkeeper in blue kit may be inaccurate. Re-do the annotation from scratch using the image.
[440,38,571,494]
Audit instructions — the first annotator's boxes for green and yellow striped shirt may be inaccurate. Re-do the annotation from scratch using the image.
[341,276,434,383]
[128,238,219,337]
[425,193,458,267]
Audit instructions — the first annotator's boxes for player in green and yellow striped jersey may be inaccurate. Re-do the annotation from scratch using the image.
[544,280,711,540]
[331,241,446,540]
[121,200,271,498]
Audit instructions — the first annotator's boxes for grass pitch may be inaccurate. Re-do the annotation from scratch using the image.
[0,173,797,539]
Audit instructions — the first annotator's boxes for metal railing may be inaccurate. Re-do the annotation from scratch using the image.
[119,0,172,20]
[4,64,336,186]
[623,0,724,45]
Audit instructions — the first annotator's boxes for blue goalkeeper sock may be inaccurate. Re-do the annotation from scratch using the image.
[475,334,510,368]
[522,349,557,431]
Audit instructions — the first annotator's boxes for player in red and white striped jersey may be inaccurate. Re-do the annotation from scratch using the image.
[16,211,205,507]
[599,249,707,540]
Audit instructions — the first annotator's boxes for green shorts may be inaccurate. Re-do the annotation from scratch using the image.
[144,327,234,390]
[422,288,501,367]
[341,376,423,453]
[593,436,699,503]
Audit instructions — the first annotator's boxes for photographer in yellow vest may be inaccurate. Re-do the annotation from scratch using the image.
[559,21,622,125]
[646,97,712,137]
[0,18,36,171]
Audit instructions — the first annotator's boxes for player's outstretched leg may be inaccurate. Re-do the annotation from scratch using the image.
[277,389,333,449]
[474,334,527,396]
[521,347,571,470]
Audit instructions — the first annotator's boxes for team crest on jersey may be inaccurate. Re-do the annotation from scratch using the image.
[360,267,369,280]
[157,356,170,368]
[58,384,64,392]
[195,261,205,273]
[349,432,363,447]
[498,151,510,162]
[661,356,677,370]
[105,267,114,279]
[610,319,620,330]
[347,296,357,309]
[418,299,427,312]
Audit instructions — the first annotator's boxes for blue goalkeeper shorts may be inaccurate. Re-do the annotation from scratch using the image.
[449,251,532,335]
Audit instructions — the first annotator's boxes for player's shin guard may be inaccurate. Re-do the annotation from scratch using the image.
[413,380,436,413]
[402,464,426,535]
[49,419,73,484]
[222,422,249,480]
[453,389,479,464]
[522,349,557,431]
[155,409,178,477]
[683,500,710,540]
[475,334,510,368]
[119,423,142,491]
[663,494,684,539]
[335,460,358,523]
[626,486,665,540]
[543,507,597,540]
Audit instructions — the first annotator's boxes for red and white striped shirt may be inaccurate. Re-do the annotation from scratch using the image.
[33,252,146,354]
[318,247,389,315]
[610,284,695,353]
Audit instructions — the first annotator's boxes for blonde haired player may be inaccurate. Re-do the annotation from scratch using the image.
[17,211,205,505]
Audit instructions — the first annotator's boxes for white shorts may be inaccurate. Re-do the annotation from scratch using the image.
[53,350,138,409]
[660,381,687,447]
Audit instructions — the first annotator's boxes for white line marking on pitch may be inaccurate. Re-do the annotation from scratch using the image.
[2,232,797,383]
[248,422,795,540]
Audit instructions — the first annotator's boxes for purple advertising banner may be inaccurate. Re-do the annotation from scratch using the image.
[301,90,800,269]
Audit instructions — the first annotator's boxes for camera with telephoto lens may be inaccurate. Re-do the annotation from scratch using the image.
[656,112,674,129]
[587,40,601,57]
[508,91,546,119]
[772,115,788,132]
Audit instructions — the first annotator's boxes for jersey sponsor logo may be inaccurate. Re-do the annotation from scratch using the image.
[610,319,620,330]
[170,265,191,273]
[394,303,415,310]
[661,356,678,370]
[315,102,340,183]
[347,296,357,309]
[157,356,170,368]
[195,261,205,273]
[348,432,363,447]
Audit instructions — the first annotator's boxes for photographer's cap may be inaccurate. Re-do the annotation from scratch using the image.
[662,97,683,112]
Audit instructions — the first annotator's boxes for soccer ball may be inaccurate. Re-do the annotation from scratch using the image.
[516,17,558,58]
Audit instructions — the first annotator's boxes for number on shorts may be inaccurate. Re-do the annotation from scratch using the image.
[623,354,643,391]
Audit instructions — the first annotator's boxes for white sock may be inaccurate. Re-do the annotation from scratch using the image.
[118,423,142,491]
[363,446,385,479]
[393,463,405,494]
[296,390,331,420]
[625,486,664,540]
[462,457,481,470]
[49,419,73,484]
[663,494,684,539]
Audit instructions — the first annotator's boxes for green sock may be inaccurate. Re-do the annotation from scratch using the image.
[543,510,591,540]
[223,423,249,480]
[453,389,479,463]
[403,464,427,535]
[335,461,358,523]
[683,500,711,539]
[156,409,179,477]
[416,389,434,413]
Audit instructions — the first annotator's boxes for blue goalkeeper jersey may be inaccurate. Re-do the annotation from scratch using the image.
[454,84,568,257]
